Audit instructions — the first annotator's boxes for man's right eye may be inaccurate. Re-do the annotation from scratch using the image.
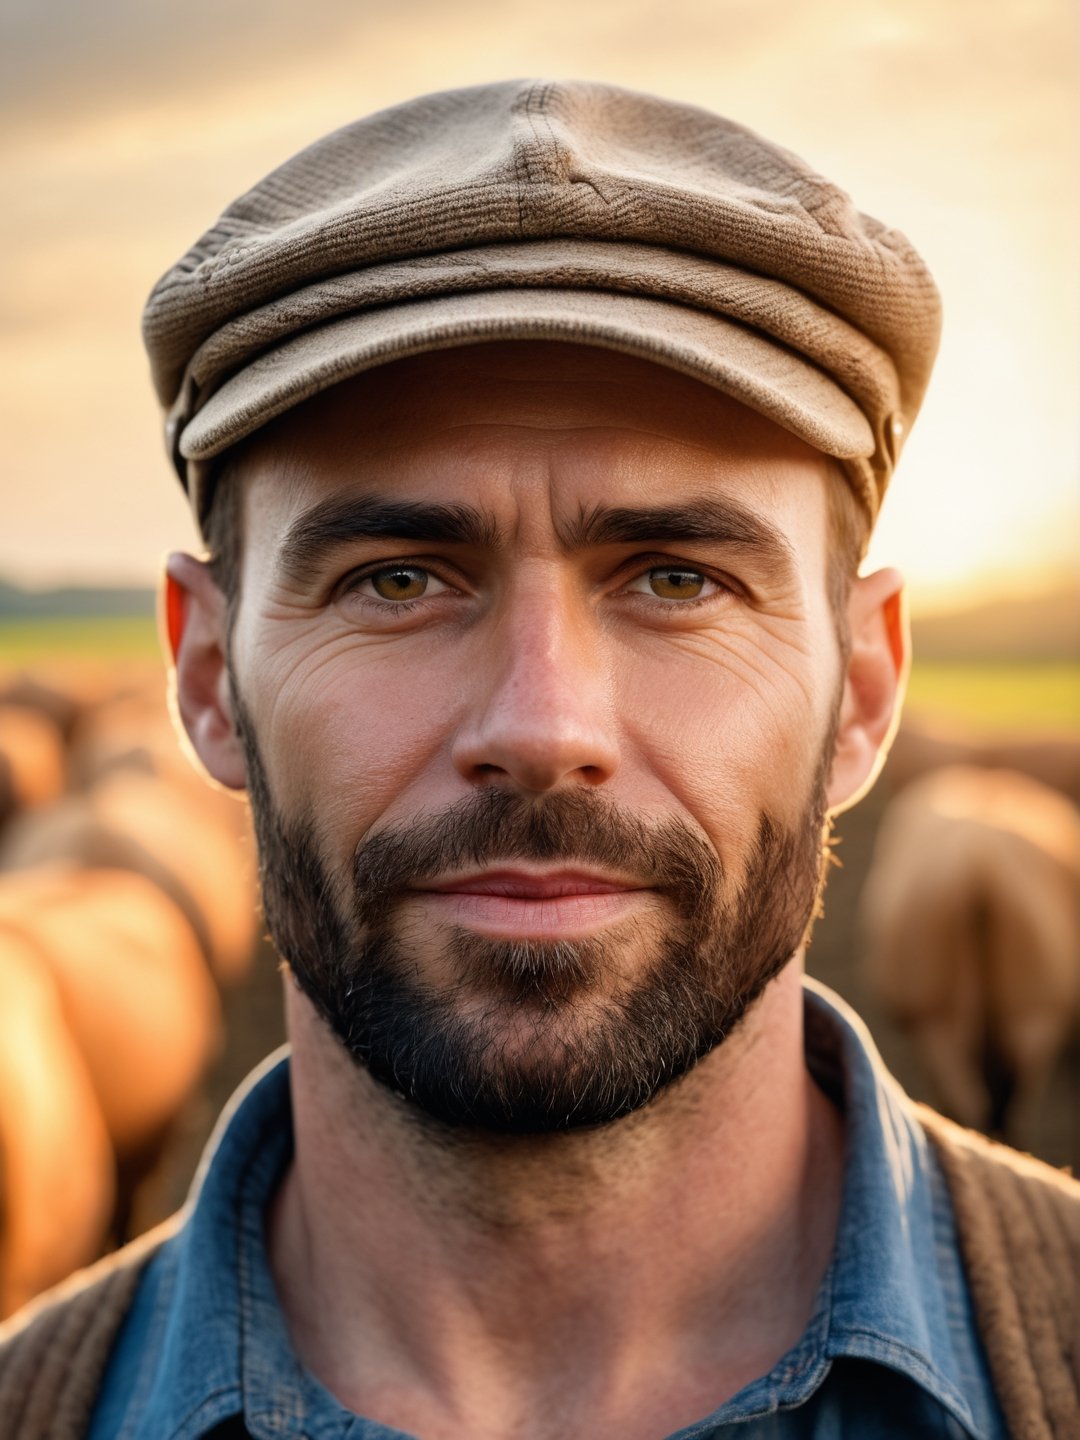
[353,566,447,602]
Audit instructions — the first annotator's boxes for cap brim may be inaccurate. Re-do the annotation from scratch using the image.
[181,288,874,510]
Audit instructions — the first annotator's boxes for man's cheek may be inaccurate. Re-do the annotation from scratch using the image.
[617,658,817,828]
[264,682,455,854]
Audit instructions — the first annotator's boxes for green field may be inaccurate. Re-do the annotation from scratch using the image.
[0,615,160,663]
[904,660,1080,733]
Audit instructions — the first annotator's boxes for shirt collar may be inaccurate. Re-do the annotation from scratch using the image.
[802,978,995,1437]
[125,1049,360,1439]
[667,980,999,1436]
[131,983,997,1439]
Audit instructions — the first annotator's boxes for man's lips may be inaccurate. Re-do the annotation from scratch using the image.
[409,869,652,938]
[420,868,642,899]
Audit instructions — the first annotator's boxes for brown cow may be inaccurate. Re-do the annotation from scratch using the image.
[0,703,65,816]
[0,865,223,1161]
[861,765,1080,1146]
[0,768,257,988]
[0,929,115,1319]
[887,719,1080,807]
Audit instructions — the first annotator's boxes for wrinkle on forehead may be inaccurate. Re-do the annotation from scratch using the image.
[236,342,828,492]
[229,344,835,601]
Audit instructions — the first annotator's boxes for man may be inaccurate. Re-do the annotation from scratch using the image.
[2,79,1077,1440]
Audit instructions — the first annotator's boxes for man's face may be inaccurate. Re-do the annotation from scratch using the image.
[225,343,847,1132]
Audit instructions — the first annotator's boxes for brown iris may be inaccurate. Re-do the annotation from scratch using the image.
[647,567,706,600]
[370,566,430,601]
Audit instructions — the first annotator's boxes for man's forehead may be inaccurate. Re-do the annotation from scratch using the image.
[235,342,833,527]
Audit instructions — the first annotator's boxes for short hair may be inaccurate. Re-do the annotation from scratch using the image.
[824,463,872,656]
[204,452,871,649]
[203,458,243,640]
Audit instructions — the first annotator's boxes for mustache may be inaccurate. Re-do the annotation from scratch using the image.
[350,787,723,930]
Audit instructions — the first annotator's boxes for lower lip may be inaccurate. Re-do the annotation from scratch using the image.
[411,890,651,939]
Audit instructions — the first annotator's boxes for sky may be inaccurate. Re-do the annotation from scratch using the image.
[1,0,1077,614]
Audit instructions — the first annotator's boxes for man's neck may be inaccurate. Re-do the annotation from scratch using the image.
[268,964,844,1440]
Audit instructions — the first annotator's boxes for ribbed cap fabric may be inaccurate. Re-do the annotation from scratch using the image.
[143,79,942,525]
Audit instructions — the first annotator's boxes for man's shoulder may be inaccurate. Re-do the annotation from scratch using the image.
[916,1103,1080,1439]
[916,1101,1080,1213]
[0,1217,180,1440]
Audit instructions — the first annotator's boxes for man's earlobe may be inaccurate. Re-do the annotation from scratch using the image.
[163,553,247,791]
[826,567,908,815]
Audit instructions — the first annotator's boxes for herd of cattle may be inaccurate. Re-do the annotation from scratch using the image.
[0,660,1077,1319]
[0,663,257,1317]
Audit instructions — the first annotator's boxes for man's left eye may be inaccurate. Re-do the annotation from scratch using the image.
[628,567,718,601]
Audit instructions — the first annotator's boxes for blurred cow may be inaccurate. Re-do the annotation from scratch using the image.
[0,675,84,748]
[862,765,1080,1146]
[0,666,263,1309]
[0,866,223,1162]
[0,768,257,987]
[888,720,1080,807]
[0,928,115,1319]
[0,703,66,820]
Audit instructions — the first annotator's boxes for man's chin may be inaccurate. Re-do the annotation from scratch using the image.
[293,933,767,1135]
[357,1033,711,1137]
[429,923,646,1007]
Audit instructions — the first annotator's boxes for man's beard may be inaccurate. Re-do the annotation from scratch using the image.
[236,696,835,1135]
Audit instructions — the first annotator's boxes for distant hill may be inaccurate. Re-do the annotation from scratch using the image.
[911,584,1080,662]
[0,578,155,621]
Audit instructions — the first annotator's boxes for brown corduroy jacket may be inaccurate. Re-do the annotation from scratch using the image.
[1,1106,1078,1440]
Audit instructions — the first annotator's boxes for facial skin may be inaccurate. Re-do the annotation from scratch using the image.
[173,342,904,1136]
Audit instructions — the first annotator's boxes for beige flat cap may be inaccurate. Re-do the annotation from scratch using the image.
[143,79,942,524]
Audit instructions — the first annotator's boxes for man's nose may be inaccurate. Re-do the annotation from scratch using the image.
[450,586,620,794]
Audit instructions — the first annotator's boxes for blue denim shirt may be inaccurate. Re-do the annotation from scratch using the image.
[89,982,1007,1439]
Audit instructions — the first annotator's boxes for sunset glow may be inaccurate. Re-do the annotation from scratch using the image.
[2,0,1076,615]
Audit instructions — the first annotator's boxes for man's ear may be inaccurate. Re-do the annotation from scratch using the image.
[826,567,908,815]
[163,552,247,791]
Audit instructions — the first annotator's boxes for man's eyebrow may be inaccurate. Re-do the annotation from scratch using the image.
[276,495,501,585]
[564,497,797,569]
